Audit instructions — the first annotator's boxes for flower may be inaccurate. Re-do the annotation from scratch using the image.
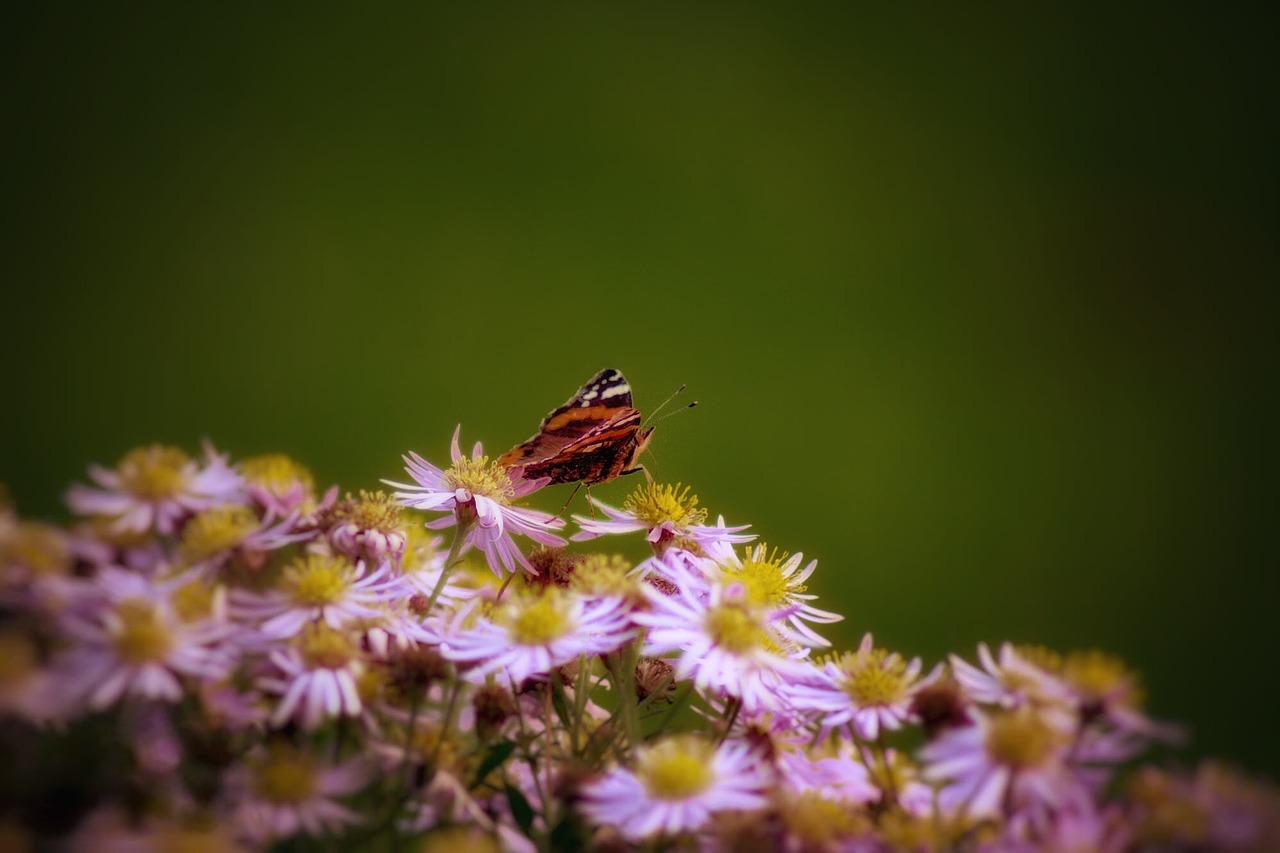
[788,633,939,740]
[439,588,634,684]
[950,642,1075,716]
[56,568,232,710]
[229,554,405,640]
[389,427,564,575]
[240,453,331,518]
[230,745,370,843]
[321,489,410,564]
[260,624,367,729]
[579,734,769,840]
[634,562,814,715]
[920,706,1086,820]
[714,543,843,647]
[66,443,244,535]
[572,482,752,559]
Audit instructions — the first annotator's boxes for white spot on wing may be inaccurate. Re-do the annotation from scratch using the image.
[600,384,630,399]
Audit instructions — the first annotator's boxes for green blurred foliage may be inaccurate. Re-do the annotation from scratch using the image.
[2,4,1276,772]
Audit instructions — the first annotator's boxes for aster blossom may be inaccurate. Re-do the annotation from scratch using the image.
[66,442,244,535]
[572,481,752,559]
[389,427,564,575]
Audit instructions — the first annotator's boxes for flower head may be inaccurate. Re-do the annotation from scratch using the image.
[580,734,769,841]
[573,482,753,559]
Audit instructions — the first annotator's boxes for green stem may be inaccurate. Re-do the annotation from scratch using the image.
[422,523,469,614]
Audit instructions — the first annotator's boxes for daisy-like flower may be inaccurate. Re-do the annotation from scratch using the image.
[634,564,813,715]
[240,453,332,518]
[572,482,752,559]
[579,734,770,841]
[57,568,232,710]
[1057,648,1183,742]
[714,543,842,647]
[388,427,564,575]
[787,633,940,741]
[320,489,410,564]
[260,623,366,729]
[177,503,311,571]
[439,587,634,684]
[951,642,1075,715]
[66,442,244,535]
[920,706,1086,820]
[773,742,880,805]
[229,744,370,844]
[229,553,404,639]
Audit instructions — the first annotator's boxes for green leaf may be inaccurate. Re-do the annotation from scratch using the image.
[471,740,516,787]
[505,784,535,836]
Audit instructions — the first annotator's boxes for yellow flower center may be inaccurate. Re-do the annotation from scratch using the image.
[1062,649,1141,706]
[1014,644,1063,674]
[118,445,192,499]
[418,826,502,853]
[113,598,174,664]
[636,735,717,800]
[4,521,72,577]
[441,454,514,503]
[835,647,910,707]
[241,454,315,495]
[180,505,258,563]
[723,544,799,609]
[623,483,707,529]
[984,709,1063,769]
[571,553,634,597]
[253,748,318,803]
[332,490,405,531]
[503,591,573,645]
[704,600,767,654]
[171,578,220,623]
[0,631,40,684]
[298,624,358,670]
[779,791,866,844]
[282,554,354,607]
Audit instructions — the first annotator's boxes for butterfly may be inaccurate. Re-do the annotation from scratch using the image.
[499,369,654,487]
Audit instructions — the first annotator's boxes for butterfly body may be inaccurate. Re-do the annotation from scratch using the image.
[500,369,654,486]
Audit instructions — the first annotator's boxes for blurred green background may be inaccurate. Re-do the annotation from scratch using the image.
[2,5,1276,774]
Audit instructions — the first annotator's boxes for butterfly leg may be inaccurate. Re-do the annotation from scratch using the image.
[622,464,654,485]
[557,482,584,518]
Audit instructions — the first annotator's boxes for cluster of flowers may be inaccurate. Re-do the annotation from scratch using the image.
[1,431,1277,851]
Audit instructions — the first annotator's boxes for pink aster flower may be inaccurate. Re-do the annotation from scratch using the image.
[787,633,940,741]
[572,482,752,559]
[229,745,371,844]
[950,642,1074,713]
[66,442,244,536]
[388,427,564,575]
[439,588,635,684]
[634,563,813,715]
[56,567,232,711]
[773,743,880,805]
[229,554,405,640]
[712,543,843,647]
[259,624,367,729]
[920,706,1087,821]
[580,734,770,841]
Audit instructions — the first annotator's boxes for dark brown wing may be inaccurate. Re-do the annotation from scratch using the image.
[499,369,634,470]
[516,409,645,485]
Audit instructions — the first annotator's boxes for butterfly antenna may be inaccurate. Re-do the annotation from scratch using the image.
[644,383,693,426]
[653,399,698,425]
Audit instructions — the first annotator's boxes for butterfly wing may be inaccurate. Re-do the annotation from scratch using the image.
[499,369,635,470]
[515,408,646,485]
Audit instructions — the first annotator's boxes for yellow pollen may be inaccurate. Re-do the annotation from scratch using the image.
[623,482,707,529]
[984,708,1063,769]
[504,592,573,645]
[298,624,358,670]
[1062,649,1141,706]
[442,454,514,503]
[118,445,192,499]
[240,454,315,494]
[253,747,318,803]
[1014,644,1064,674]
[779,792,866,844]
[180,505,258,563]
[4,521,72,577]
[282,554,354,607]
[171,579,220,623]
[112,598,174,664]
[419,826,502,853]
[333,490,405,531]
[705,601,766,654]
[571,554,634,597]
[0,631,40,684]
[636,735,716,800]
[835,647,910,707]
[724,544,799,608]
